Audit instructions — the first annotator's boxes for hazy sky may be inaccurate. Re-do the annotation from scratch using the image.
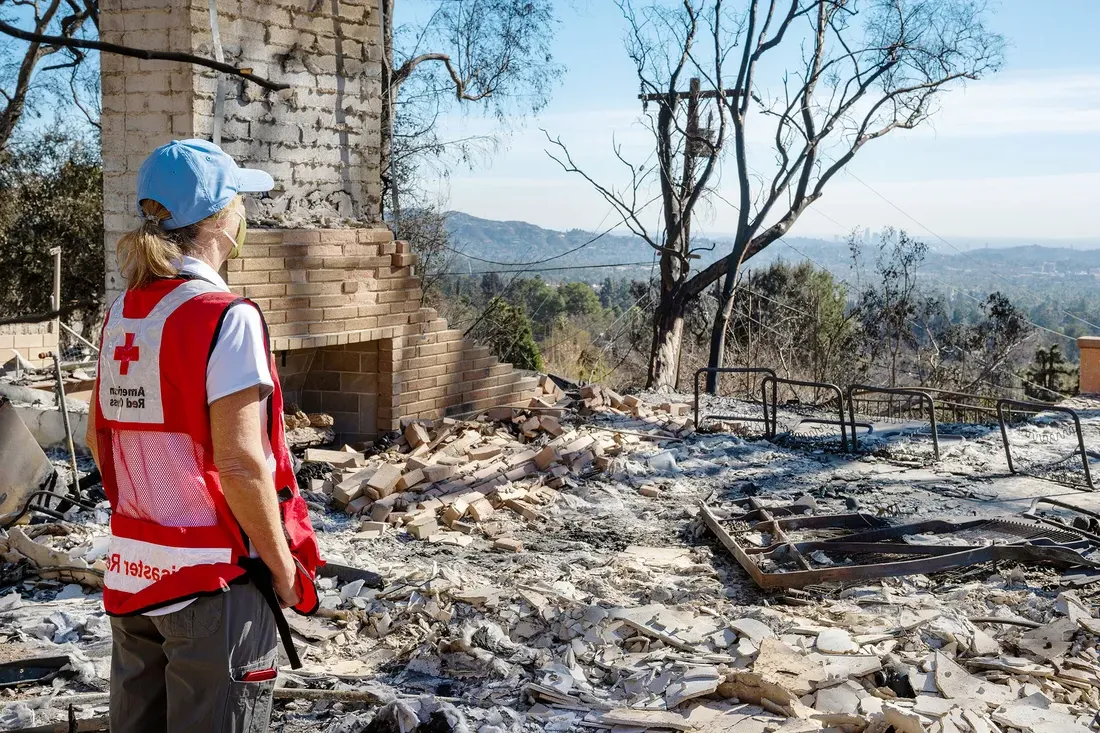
[421,1,1100,243]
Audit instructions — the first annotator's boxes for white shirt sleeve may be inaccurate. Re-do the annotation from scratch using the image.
[206,302,274,404]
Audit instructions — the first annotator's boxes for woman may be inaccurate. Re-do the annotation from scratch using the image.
[86,139,321,733]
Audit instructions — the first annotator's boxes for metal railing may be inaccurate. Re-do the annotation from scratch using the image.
[997,399,1094,491]
[694,367,1096,490]
[917,386,1000,425]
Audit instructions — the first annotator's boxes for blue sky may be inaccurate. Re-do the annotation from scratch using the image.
[424,1,1100,243]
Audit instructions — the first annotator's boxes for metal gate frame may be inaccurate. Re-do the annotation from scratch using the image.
[996,398,1094,491]
[760,375,849,451]
[847,384,940,460]
[693,367,775,432]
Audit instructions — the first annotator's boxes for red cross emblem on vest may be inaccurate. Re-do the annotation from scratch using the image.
[113,332,140,375]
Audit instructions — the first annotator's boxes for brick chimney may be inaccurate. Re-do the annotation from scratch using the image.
[99,0,537,440]
[100,0,382,300]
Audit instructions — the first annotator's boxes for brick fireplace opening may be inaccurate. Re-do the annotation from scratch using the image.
[232,228,535,443]
[100,0,537,441]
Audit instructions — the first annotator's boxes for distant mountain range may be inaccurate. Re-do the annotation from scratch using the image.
[442,212,1100,301]
[443,211,656,275]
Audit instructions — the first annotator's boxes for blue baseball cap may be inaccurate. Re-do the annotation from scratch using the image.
[136,139,274,230]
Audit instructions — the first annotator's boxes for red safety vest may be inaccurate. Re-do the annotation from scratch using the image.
[94,276,322,619]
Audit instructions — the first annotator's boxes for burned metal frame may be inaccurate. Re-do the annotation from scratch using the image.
[997,399,1094,491]
[1,489,101,529]
[693,367,775,432]
[1021,497,1100,543]
[760,376,849,451]
[701,499,1100,589]
[916,386,1000,425]
[692,370,1095,497]
[847,384,940,460]
[0,655,74,689]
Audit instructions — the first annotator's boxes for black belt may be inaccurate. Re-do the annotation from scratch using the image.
[240,558,302,669]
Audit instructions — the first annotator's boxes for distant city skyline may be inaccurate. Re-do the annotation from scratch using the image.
[411,2,1100,243]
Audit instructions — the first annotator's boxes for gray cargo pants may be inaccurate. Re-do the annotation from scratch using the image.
[109,581,279,733]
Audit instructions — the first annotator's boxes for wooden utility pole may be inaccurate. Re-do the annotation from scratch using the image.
[637,79,741,103]
[746,293,753,366]
[49,247,60,337]
[679,77,702,248]
[639,78,738,253]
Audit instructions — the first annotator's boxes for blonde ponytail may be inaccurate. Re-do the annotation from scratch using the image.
[116,197,240,289]
[116,201,181,289]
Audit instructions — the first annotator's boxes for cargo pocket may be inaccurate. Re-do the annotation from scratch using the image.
[225,663,277,733]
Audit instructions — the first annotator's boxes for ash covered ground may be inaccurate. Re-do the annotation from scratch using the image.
[1,388,1099,733]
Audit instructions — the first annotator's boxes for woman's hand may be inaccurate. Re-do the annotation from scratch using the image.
[274,568,300,609]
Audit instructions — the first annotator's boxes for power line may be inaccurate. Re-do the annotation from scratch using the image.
[793,209,1078,398]
[697,189,1075,390]
[436,261,656,277]
[541,289,653,356]
[443,221,623,267]
[761,211,1073,395]
[456,208,620,335]
[436,208,661,277]
[766,235,1074,400]
[492,270,580,363]
[729,271,1073,401]
[443,186,663,270]
[843,169,1100,334]
[595,290,655,359]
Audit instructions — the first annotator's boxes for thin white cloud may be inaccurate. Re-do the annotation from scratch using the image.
[786,171,1100,240]
[913,71,1100,138]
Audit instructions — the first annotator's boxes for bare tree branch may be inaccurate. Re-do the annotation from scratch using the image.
[382,0,561,218]
[546,0,1003,390]
[393,52,494,101]
[0,18,290,91]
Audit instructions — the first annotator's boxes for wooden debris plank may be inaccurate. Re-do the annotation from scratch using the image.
[600,709,692,731]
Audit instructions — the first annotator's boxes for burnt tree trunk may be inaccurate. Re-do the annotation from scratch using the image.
[648,287,686,390]
[705,258,740,394]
